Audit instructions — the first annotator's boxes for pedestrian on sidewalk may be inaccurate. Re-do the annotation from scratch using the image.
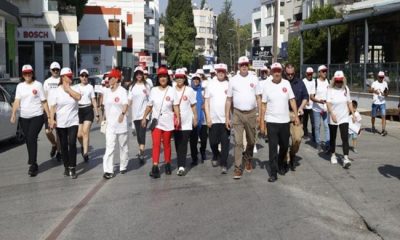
[128,66,151,165]
[101,69,129,179]
[348,100,362,154]
[302,67,316,142]
[49,67,81,179]
[76,69,99,163]
[43,61,62,161]
[226,56,262,180]
[260,63,299,182]
[173,69,198,176]
[326,71,356,169]
[204,63,230,174]
[10,65,50,177]
[285,64,308,171]
[142,66,179,179]
[310,65,330,152]
[369,71,389,136]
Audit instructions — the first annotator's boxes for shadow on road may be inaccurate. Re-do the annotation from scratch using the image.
[378,164,400,180]
[0,140,24,154]
[76,148,105,176]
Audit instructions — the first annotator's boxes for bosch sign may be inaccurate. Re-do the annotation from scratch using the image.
[17,28,56,41]
[24,31,49,39]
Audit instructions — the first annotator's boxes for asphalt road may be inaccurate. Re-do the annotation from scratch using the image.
[0,116,399,240]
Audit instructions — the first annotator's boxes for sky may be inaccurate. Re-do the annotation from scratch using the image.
[159,0,259,24]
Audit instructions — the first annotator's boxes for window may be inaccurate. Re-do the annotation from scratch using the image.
[280,1,285,7]
[267,24,272,36]
[255,19,261,32]
[200,16,206,23]
[199,27,206,33]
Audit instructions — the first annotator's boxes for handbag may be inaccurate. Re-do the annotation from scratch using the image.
[174,86,186,130]
[149,87,169,131]
[100,120,107,134]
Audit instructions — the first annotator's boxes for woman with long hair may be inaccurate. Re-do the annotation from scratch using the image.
[76,69,99,163]
[49,67,81,179]
[326,71,356,169]
[128,66,150,164]
[142,66,180,178]
[10,65,50,177]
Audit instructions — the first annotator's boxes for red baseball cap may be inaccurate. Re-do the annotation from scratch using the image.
[157,67,169,76]
[108,69,122,80]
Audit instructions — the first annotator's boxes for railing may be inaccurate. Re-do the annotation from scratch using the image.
[300,63,400,95]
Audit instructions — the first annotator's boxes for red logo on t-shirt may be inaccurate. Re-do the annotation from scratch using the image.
[166,96,171,101]
[32,89,38,95]
[183,95,188,101]
[115,97,120,103]
[224,89,228,95]
[344,92,347,97]
[282,87,287,93]
[143,89,148,95]
[250,83,255,88]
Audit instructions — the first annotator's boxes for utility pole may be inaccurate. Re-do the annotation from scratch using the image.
[272,0,280,62]
[237,19,240,58]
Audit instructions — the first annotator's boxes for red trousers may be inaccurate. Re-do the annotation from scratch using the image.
[151,128,173,164]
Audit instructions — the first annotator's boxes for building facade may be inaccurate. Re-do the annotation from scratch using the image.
[193,3,217,64]
[79,0,160,75]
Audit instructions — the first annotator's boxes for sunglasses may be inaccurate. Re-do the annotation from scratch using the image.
[306,73,313,76]
[80,74,89,78]
[272,69,282,73]
[286,73,295,77]
[51,69,60,72]
[320,70,327,73]
[23,72,33,75]
[239,64,249,67]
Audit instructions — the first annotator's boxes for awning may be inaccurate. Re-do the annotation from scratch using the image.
[0,1,20,25]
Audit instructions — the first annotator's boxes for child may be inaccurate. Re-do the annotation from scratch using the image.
[349,100,362,153]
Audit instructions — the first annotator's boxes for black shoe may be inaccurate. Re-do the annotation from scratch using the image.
[81,146,84,157]
[69,167,77,179]
[191,159,198,166]
[201,152,206,162]
[268,175,278,182]
[103,172,113,179]
[56,152,62,162]
[165,163,172,175]
[289,161,296,171]
[28,164,38,177]
[64,168,70,177]
[149,165,160,179]
[50,146,57,158]
[120,170,127,174]
[381,130,388,136]
[278,165,288,176]
[138,153,145,165]
[83,153,89,163]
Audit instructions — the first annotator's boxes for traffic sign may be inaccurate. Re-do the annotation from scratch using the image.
[252,60,267,69]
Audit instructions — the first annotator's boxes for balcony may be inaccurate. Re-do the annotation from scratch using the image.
[144,5,154,19]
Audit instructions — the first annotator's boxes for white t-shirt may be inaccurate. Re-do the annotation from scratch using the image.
[205,79,229,124]
[15,81,46,118]
[262,79,295,123]
[349,111,362,134]
[227,73,262,111]
[202,79,209,90]
[148,86,176,131]
[326,86,351,125]
[103,86,129,134]
[75,84,95,105]
[145,78,154,88]
[51,86,80,128]
[174,86,197,131]
[128,83,150,121]
[371,80,388,105]
[302,78,316,110]
[43,76,60,106]
[312,78,330,113]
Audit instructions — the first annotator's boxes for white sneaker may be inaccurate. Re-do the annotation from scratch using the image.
[253,145,258,153]
[177,167,185,176]
[330,154,338,164]
[343,156,351,169]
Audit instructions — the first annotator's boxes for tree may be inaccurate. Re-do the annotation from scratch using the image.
[200,0,206,9]
[58,0,88,24]
[165,0,196,68]
[238,23,252,57]
[217,0,236,69]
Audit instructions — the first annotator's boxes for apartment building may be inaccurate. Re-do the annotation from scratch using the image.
[193,3,217,64]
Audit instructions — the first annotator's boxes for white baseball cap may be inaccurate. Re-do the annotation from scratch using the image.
[134,66,144,73]
[79,69,89,75]
[318,65,328,72]
[60,67,73,77]
[22,64,34,73]
[238,56,250,65]
[214,63,228,72]
[182,67,188,73]
[261,66,269,72]
[143,69,148,75]
[175,68,186,78]
[196,69,205,75]
[306,67,314,73]
[168,69,173,75]
[271,62,282,70]
[191,73,202,80]
[50,62,61,70]
[210,67,216,73]
[378,71,385,77]
[333,70,344,80]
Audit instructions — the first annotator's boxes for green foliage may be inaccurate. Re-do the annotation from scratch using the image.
[238,23,252,57]
[200,0,206,9]
[217,0,236,68]
[58,0,88,24]
[287,36,300,70]
[165,0,196,68]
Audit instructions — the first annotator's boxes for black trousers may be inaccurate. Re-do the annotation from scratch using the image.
[208,123,230,167]
[190,125,208,161]
[57,126,78,168]
[303,109,315,141]
[174,130,191,168]
[267,122,290,176]
[20,115,44,165]
[133,120,147,145]
[329,123,349,155]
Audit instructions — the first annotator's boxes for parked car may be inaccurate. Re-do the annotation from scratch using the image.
[0,78,21,103]
[0,85,24,143]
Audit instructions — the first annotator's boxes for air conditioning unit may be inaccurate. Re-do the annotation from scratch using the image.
[93,55,101,65]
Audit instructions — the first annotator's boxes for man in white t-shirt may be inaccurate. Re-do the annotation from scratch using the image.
[302,67,316,141]
[43,61,62,161]
[260,63,299,183]
[369,71,389,136]
[226,56,262,180]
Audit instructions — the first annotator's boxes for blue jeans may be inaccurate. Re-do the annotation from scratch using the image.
[313,110,330,146]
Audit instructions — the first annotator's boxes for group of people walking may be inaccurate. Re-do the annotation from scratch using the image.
[10,56,388,182]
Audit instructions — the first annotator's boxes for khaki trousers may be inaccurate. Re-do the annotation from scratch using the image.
[233,108,257,169]
[287,112,304,163]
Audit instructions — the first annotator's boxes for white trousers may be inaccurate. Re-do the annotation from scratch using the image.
[103,131,129,173]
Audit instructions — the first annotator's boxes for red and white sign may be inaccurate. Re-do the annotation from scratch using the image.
[17,28,56,42]
[139,56,153,63]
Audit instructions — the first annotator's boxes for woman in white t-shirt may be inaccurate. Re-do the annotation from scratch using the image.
[76,69,99,163]
[173,69,197,176]
[128,66,151,164]
[49,67,81,179]
[326,71,356,169]
[102,69,129,180]
[10,65,50,177]
[142,67,180,179]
